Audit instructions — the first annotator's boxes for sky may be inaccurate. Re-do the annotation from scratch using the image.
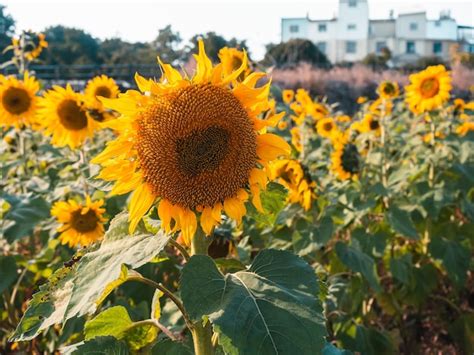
[3,0,474,60]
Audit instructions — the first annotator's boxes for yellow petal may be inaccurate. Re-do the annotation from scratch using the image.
[128,183,156,234]
[178,207,197,246]
[224,196,246,224]
[256,134,291,161]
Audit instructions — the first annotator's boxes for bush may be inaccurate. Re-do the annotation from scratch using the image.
[263,39,330,68]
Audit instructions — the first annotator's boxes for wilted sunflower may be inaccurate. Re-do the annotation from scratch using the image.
[37,84,99,148]
[316,117,339,139]
[92,41,290,243]
[85,75,120,103]
[51,196,106,248]
[269,159,316,211]
[331,136,360,180]
[282,89,295,104]
[405,65,452,114]
[378,81,399,100]
[218,47,251,80]
[0,72,39,128]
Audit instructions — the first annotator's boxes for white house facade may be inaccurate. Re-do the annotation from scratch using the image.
[281,0,474,65]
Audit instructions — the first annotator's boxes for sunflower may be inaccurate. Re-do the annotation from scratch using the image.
[51,196,106,248]
[218,47,251,80]
[269,159,316,211]
[369,97,393,116]
[405,65,452,113]
[278,120,288,130]
[85,75,120,103]
[316,117,339,139]
[336,115,351,123]
[359,114,381,135]
[282,89,295,104]
[456,122,474,136]
[290,126,302,152]
[91,41,290,244]
[377,81,399,100]
[0,72,39,128]
[331,139,360,181]
[37,84,99,148]
[357,96,368,104]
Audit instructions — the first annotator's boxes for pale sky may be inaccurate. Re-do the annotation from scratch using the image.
[3,0,474,60]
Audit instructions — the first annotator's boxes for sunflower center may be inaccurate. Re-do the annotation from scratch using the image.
[95,86,112,98]
[89,108,106,122]
[341,144,360,175]
[369,119,380,130]
[2,87,31,115]
[137,84,257,209]
[323,122,333,131]
[57,99,88,130]
[383,83,395,95]
[420,78,440,98]
[71,210,99,233]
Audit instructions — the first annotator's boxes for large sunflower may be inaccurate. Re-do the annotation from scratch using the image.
[51,196,106,248]
[37,84,99,148]
[331,136,360,180]
[92,41,290,243]
[269,159,316,211]
[85,75,120,103]
[405,65,452,113]
[377,81,399,100]
[0,72,39,128]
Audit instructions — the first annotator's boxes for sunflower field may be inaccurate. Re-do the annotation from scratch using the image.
[1,31,474,355]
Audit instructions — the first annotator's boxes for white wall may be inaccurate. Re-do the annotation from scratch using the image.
[396,13,427,39]
[281,18,309,42]
[427,19,457,40]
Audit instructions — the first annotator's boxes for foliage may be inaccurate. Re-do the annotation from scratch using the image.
[186,32,248,62]
[263,39,330,68]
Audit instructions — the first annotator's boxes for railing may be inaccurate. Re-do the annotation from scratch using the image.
[1,64,160,82]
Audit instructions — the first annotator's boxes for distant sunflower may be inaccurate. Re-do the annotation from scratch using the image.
[85,75,120,103]
[405,65,452,113]
[378,81,399,100]
[218,47,251,80]
[316,117,339,139]
[357,96,368,104]
[269,159,316,211]
[92,41,290,244]
[37,84,99,148]
[290,126,302,152]
[360,114,381,135]
[0,72,39,128]
[369,97,393,116]
[331,136,360,180]
[282,89,295,104]
[456,122,474,136]
[51,196,106,248]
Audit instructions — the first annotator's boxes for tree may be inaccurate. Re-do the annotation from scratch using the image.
[185,32,248,62]
[151,25,183,65]
[0,5,15,62]
[98,38,156,65]
[41,26,100,65]
[263,39,329,68]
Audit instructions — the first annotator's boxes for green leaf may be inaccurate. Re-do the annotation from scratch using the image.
[293,216,334,256]
[181,249,327,355]
[63,336,130,355]
[0,255,17,294]
[386,207,418,240]
[84,306,132,341]
[428,237,470,286]
[151,339,193,355]
[246,182,287,227]
[322,342,353,355]
[335,242,381,292]
[354,325,394,355]
[2,194,50,242]
[449,314,474,354]
[11,212,171,341]
[389,253,412,285]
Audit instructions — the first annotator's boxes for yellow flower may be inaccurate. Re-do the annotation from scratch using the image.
[278,120,288,130]
[336,115,351,123]
[405,65,452,113]
[0,72,39,128]
[85,75,120,104]
[369,97,393,116]
[36,84,99,148]
[218,47,251,80]
[316,117,339,139]
[282,89,295,104]
[268,159,316,211]
[91,40,290,244]
[456,122,474,136]
[359,114,381,135]
[331,138,360,181]
[51,196,106,248]
[377,81,399,100]
[357,96,368,104]
[423,131,445,144]
[290,126,302,152]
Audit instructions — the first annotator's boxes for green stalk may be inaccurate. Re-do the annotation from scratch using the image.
[190,227,214,355]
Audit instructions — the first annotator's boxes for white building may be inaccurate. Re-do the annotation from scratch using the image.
[281,0,474,65]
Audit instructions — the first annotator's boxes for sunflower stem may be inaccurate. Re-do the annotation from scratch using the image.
[189,227,214,355]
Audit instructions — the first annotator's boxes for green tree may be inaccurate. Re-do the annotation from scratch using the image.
[98,38,156,65]
[185,32,248,62]
[0,5,15,62]
[151,25,183,65]
[41,26,100,64]
[263,39,329,68]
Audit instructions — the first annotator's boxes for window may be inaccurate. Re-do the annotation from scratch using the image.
[346,41,357,54]
[347,24,356,30]
[376,41,387,53]
[433,42,442,54]
[409,22,418,31]
[406,41,416,54]
[318,23,327,32]
[289,25,299,33]
[348,0,357,7]
[317,42,327,54]
[435,21,441,27]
